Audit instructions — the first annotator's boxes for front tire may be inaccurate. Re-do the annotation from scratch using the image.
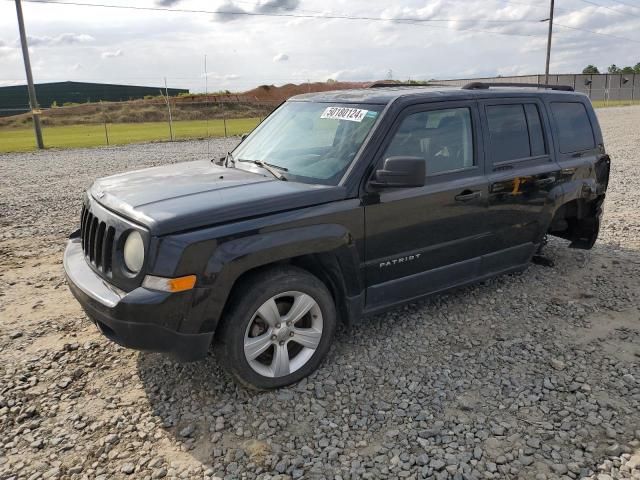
[216,266,337,390]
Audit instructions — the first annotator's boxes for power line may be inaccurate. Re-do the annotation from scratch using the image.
[607,0,640,10]
[574,0,640,18]
[16,0,544,24]
[495,0,572,13]
[394,19,539,37]
[554,21,640,43]
[11,0,640,46]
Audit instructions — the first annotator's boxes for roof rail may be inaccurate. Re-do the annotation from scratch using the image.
[368,82,450,88]
[462,81,574,92]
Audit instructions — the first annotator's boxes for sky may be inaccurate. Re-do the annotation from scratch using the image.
[1,0,640,93]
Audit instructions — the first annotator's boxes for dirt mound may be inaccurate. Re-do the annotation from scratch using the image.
[242,81,370,102]
[0,98,274,128]
[0,81,378,128]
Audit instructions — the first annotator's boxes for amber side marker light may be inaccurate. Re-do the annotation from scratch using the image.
[142,275,196,293]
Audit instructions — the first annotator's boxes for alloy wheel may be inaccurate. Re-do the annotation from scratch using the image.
[243,291,323,378]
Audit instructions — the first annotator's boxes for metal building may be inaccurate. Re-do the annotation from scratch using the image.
[436,74,639,102]
[0,81,189,116]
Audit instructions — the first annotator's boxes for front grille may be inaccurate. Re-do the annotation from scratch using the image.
[80,204,116,274]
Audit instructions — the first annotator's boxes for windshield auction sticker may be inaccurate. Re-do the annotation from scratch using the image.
[321,107,369,122]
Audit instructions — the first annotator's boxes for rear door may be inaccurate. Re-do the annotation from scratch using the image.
[479,98,561,272]
[363,101,492,310]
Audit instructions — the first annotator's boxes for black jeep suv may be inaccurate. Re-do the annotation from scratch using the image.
[64,83,610,389]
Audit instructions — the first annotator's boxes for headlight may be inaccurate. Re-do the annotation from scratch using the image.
[123,231,144,273]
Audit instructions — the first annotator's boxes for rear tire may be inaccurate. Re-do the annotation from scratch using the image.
[216,266,337,390]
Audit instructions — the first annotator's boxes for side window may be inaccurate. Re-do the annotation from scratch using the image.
[384,107,474,176]
[524,104,546,156]
[487,105,530,162]
[550,102,595,153]
[487,103,548,162]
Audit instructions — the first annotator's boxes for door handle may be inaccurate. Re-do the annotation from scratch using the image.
[455,190,482,202]
[535,177,556,186]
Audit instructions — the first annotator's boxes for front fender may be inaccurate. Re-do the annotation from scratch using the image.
[187,224,361,333]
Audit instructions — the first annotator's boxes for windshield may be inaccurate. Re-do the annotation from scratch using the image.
[232,101,383,184]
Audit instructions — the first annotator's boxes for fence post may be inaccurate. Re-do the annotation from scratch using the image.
[100,101,109,146]
[222,102,228,138]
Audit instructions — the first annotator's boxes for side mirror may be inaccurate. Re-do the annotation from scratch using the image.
[370,156,425,188]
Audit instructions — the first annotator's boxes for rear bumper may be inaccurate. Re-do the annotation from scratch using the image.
[63,237,213,361]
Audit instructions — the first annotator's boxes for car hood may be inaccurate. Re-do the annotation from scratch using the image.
[90,160,346,235]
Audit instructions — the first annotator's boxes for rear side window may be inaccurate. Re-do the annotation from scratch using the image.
[487,105,530,162]
[486,103,547,163]
[525,104,546,156]
[550,102,595,153]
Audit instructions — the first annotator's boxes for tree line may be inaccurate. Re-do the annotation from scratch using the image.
[582,64,640,74]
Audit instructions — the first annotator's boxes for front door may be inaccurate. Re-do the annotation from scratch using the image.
[363,101,491,310]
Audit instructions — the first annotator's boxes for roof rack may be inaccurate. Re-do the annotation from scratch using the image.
[368,82,450,88]
[462,81,574,92]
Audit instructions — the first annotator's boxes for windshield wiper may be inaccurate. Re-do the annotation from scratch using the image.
[238,159,288,181]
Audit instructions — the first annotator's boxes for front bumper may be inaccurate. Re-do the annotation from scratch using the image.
[63,238,213,361]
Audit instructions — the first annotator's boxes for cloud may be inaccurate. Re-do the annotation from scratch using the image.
[24,33,94,47]
[212,0,300,22]
[255,0,300,14]
[101,49,123,59]
[380,2,444,22]
[203,72,240,81]
[273,53,289,62]
[2,0,639,93]
[329,67,386,82]
[213,0,247,22]
[0,38,15,60]
[55,33,95,45]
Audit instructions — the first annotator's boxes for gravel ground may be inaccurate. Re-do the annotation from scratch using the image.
[1,107,639,480]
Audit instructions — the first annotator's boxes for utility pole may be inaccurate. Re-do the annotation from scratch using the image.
[161,77,174,141]
[543,0,555,85]
[15,0,44,149]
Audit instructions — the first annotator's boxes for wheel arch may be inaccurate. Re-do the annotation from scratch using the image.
[547,194,605,249]
[196,224,364,334]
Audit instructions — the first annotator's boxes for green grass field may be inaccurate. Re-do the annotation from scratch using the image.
[2,100,640,153]
[0,117,261,153]
[591,99,640,108]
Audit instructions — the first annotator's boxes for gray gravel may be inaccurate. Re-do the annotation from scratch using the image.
[1,108,640,480]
